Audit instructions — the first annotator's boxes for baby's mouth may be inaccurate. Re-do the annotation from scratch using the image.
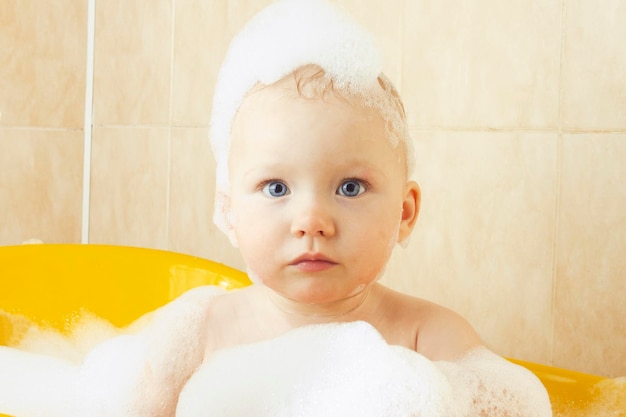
[289,254,338,272]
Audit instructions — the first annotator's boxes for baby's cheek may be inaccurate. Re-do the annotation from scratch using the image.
[350,226,393,263]
[365,216,399,247]
[237,236,277,284]
[366,221,400,266]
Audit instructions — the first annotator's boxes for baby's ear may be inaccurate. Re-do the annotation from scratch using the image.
[213,191,238,248]
[397,181,420,246]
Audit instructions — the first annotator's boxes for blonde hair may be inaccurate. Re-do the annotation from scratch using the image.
[279,64,414,172]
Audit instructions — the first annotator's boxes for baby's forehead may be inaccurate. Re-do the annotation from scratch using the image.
[234,91,384,146]
[231,88,403,167]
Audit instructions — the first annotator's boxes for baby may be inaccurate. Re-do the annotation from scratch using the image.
[175,0,551,415]
[200,64,481,359]
[0,0,552,416]
[201,0,480,361]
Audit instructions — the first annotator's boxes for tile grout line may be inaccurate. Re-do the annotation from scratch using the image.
[165,0,177,249]
[398,0,405,93]
[407,127,626,134]
[81,0,97,244]
[548,0,569,367]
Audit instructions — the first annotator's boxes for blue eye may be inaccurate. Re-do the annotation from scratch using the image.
[263,181,290,197]
[338,180,366,197]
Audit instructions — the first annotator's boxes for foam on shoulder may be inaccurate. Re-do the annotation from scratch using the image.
[177,321,552,417]
[437,347,552,417]
[178,321,454,417]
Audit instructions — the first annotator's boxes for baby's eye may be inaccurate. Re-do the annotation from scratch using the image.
[262,180,290,197]
[337,179,366,197]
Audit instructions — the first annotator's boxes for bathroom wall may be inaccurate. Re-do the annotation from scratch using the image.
[0,0,624,377]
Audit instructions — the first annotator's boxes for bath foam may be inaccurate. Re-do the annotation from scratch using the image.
[2,309,120,364]
[0,285,226,417]
[177,321,552,417]
[75,285,226,417]
[584,378,626,417]
[552,377,626,417]
[1,310,110,417]
[0,346,78,417]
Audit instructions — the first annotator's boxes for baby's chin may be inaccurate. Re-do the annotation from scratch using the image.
[273,281,375,315]
[250,265,386,298]
[291,284,368,305]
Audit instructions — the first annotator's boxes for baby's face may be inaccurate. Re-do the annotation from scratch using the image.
[227,81,418,305]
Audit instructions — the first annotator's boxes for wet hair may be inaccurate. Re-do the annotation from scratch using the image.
[274,64,415,173]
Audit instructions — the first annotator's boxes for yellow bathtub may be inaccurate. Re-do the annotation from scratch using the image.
[0,244,620,416]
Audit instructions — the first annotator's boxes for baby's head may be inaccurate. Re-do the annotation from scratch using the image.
[210,0,416,243]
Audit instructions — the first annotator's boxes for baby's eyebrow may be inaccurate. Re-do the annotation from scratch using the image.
[335,159,388,176]
[238,159,390,182]
[240,164,287,180]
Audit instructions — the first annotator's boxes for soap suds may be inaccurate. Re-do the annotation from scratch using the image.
[177,321,553,417]
[7,289,621,417]
[0,286,225,417]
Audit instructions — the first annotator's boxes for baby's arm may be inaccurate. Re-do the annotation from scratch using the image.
[415,306,550,415]
[376,285,482,361]
[416,304,484,361]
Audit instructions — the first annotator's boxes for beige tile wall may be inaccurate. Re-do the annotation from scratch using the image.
[0,0,87,244]
[0,0,624,377]
[385,131,559,365]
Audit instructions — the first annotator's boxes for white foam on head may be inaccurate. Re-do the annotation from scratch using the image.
[211,0,382,177]
[177,321,552,417]
[210,0,414,237]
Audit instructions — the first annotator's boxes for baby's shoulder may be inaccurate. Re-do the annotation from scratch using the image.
[376,285,483,361]
[200,286,268,354]
[126,285,226,332]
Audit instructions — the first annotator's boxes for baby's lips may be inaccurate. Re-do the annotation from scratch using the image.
[289,252,337,265]
[289,253,339,272]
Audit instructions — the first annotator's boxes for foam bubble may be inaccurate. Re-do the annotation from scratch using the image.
[3,310,120,364]
[552,377,626,417]
[0,285,226,417]
[437,347,553,417]
[0,291,564,417]
[586,378,626,417]
[0,346,78,417]
[177,321,552,417]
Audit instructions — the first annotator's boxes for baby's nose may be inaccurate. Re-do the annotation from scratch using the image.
[290,200,336,238]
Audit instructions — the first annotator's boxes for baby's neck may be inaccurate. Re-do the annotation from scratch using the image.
[263,285,374,325]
